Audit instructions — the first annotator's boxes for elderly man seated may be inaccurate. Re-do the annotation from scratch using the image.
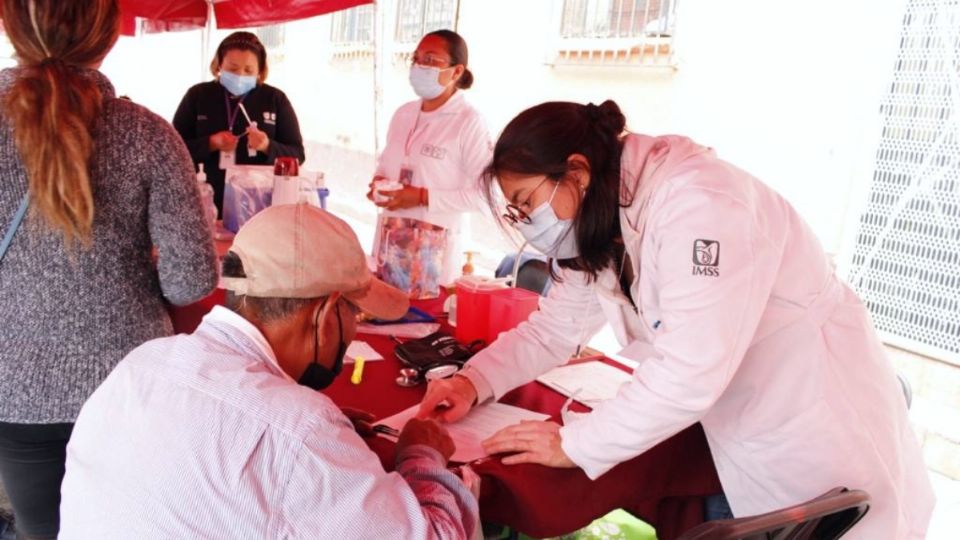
[59,205,479,539]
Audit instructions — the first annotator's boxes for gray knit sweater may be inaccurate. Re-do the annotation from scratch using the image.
[0,67,219,423]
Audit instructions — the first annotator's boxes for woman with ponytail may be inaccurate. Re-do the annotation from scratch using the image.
[0,1,217,536]
[366,29,492,286]
[418,101,934,537]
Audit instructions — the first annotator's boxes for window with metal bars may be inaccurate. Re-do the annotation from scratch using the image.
[845,0,960,363]
[256,25,286,50]
[331,4,375,45]
[553,0,677,67]
[560,0,675,39]
[395,0,458,44]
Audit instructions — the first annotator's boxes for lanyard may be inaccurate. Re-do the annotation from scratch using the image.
[223,91,247,134]
[403,110,425,158]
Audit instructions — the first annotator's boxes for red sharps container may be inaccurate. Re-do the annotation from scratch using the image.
[274,156,299,177]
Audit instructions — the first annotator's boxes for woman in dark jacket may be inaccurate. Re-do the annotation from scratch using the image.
[173,31,305,215]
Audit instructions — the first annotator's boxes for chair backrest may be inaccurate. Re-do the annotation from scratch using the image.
[677,487,870,540]
[516,259,551,296]
[494,254,552,296]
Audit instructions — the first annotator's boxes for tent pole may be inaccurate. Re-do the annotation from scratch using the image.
[373,0,385,157]
[201,0,215,81]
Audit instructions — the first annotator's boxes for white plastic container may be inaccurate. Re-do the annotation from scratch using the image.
[373,178,403,204]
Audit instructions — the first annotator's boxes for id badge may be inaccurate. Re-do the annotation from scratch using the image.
[398,165,415,187]
[219,150,236,170]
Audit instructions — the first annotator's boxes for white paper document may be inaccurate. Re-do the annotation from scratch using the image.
[536,361,633,406]
[344,341,383,363]
[376,403,549,463]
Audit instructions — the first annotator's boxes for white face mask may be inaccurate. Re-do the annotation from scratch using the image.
[514,183,580,260]
[409,65,451,100]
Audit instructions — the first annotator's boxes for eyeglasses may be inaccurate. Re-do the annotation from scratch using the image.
[410,53,452,69]
[338,296,361,318]
[502,176,555,226]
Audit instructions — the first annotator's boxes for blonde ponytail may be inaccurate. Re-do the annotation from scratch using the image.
[2,0,120,244]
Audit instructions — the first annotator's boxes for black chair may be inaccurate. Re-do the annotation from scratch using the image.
[494,253,552,296]
[678,487,870,540]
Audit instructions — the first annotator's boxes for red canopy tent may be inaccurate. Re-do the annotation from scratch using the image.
[119,0,372,34]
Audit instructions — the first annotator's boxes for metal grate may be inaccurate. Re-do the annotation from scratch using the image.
[847,0,960,363]
[331,4,375,45]
[560,0,674,39]
[395,0,458,44]
[552,0,677,67]
[256,25,286,50]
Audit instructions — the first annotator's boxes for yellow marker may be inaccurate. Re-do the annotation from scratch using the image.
[351,356,365,385]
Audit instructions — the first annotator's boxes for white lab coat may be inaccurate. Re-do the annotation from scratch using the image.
[464,134,934,538]
[372,92,492,284]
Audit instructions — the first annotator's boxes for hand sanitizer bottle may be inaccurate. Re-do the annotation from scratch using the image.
[196,164,218,233]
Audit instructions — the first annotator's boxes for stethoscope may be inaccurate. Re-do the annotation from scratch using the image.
[395,364,461,387]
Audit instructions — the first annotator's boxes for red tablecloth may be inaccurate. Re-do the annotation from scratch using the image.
[169,293,721,539]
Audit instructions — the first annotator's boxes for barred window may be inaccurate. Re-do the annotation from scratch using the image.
[553,0,677,67]
[845,0,960,363]
[331,5,375,45]
[395,0,458,44]
[256,25,286,50]
[560,0,675,39]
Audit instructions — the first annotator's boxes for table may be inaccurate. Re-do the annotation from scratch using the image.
[169,293,721,539]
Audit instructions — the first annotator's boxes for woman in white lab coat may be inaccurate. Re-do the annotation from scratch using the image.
[418,101,934,538]
[367,29,492,285]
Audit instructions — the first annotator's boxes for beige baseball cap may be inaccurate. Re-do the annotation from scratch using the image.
[221,204,408,320]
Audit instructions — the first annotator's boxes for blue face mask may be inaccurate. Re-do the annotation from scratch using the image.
[409,65,451,100]
[515,182,580,260]
[220,71,257,97]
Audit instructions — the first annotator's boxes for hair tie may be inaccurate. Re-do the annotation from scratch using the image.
[585,103,602,121]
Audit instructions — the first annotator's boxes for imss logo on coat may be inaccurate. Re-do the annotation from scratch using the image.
[692,239,720,277]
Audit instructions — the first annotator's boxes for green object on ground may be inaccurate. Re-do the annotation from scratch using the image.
[565,509,657,540]
[492,509,657,540]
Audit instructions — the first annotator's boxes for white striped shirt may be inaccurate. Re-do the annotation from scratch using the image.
[60,306,478,539]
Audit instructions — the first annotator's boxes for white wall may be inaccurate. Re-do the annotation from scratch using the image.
[95,0,908,257]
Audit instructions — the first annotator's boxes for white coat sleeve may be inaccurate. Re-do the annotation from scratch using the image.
[426,111,492,215]
[560,186,780,479]
[464,266,608,400]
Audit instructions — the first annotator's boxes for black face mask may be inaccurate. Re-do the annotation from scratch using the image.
[298,298,347,391]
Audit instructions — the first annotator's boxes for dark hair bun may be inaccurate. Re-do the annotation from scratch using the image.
[590,100,626,138]
[458,68,474,89]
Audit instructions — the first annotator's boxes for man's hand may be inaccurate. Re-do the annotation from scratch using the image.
[417,375,477,423]
[482,420,576,468]
[209,131,238,152]
[340,407,376,437]
[397,418,455,462]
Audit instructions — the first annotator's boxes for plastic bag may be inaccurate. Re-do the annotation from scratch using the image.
[376,217,447,299]
[223,166,326,232]
[223,165,274,233]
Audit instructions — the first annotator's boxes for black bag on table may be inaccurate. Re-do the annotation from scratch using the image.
[393,331,480,379]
